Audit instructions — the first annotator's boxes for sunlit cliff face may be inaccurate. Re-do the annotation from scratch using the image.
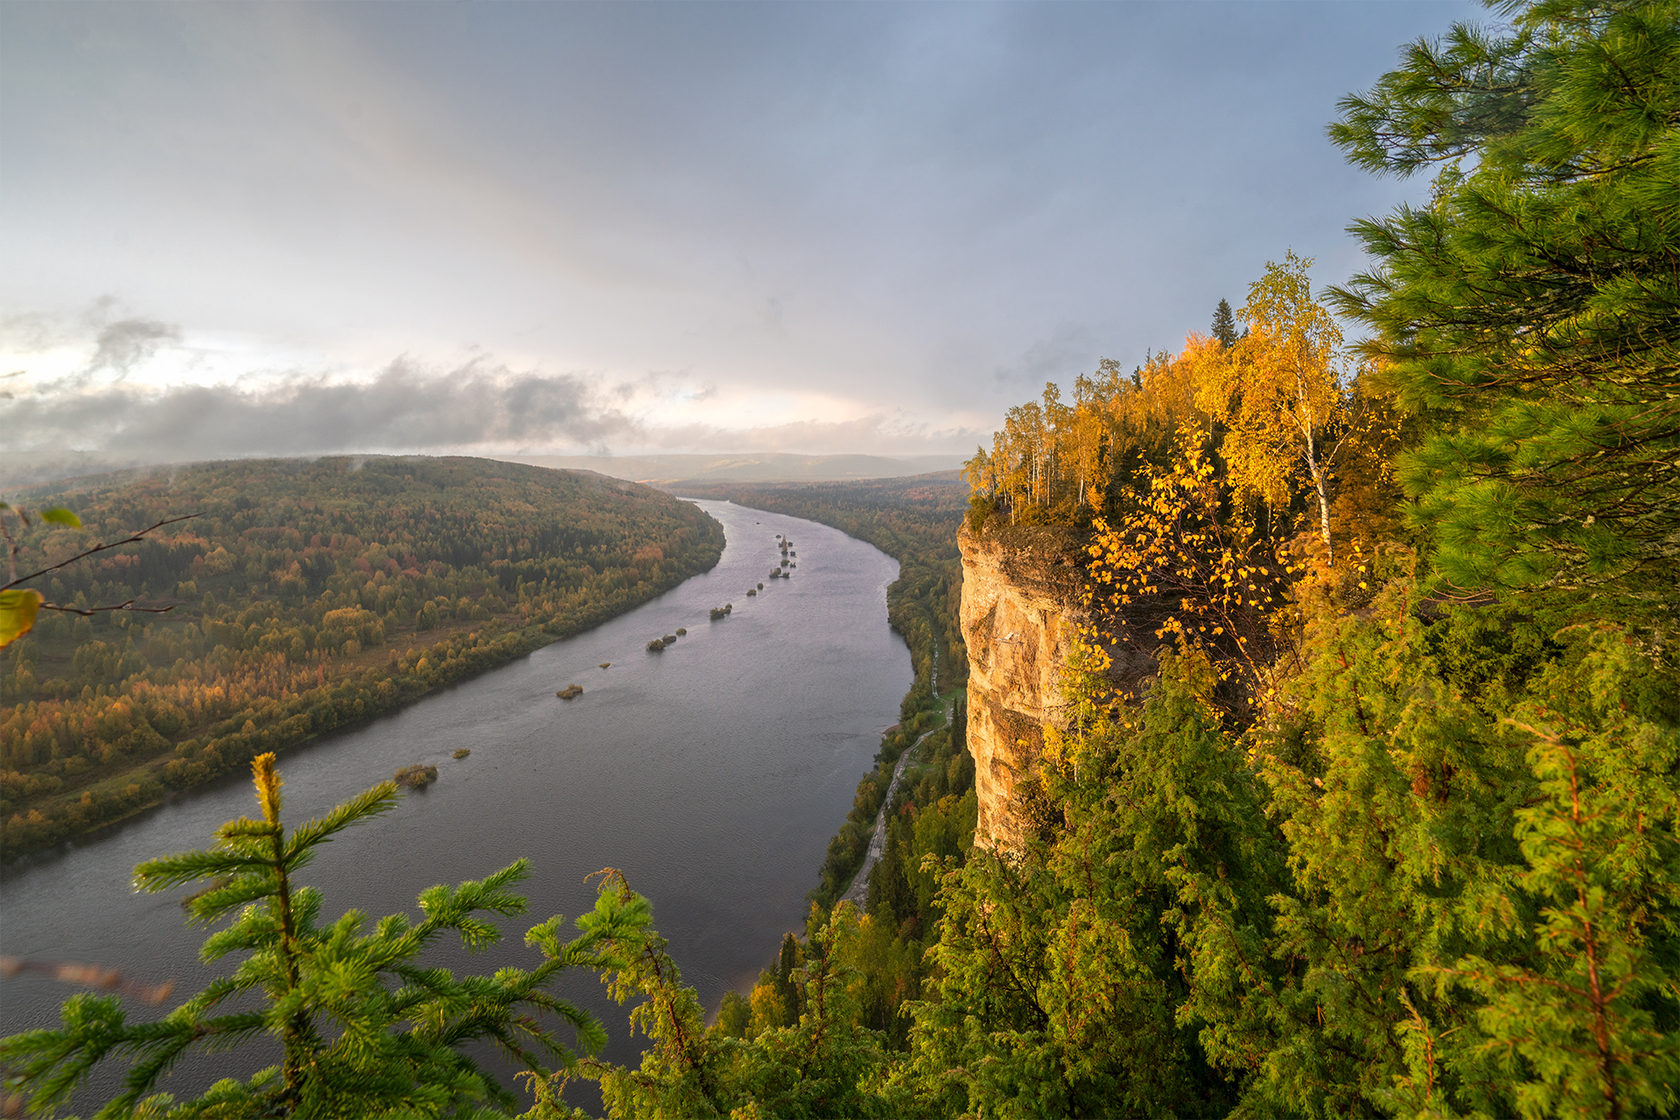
[961,519,1181,851]
[959,523,1090,852]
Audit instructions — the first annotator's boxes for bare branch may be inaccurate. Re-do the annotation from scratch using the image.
[41,599,177,619]
[2,514,199,592]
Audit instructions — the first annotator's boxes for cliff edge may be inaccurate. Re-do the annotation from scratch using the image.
[960,520,1172,851]
[959,523,1090,852]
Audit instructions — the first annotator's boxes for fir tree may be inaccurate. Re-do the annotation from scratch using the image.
[1209,298,1239,349]
[0,753,649,1118]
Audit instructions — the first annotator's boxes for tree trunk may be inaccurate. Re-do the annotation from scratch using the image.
[1304,430,1333,567]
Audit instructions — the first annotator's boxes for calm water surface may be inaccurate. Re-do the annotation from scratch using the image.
[0,499,909,1106]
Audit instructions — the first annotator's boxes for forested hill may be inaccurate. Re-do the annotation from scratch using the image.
[0,457,724,859]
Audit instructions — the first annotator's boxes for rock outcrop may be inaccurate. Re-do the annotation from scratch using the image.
[960,519,1175,851]
[959,523,1090,852]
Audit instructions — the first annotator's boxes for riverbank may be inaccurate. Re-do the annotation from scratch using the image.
[841,690,958,909]
[3,462,726,864]
[1,499,913,1113]
[4,612,644,871]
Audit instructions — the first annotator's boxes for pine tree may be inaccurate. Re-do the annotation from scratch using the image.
[0,753,647,1117]
[1257,580,1680,1118]
[1328,0,1680,607]
[902,650,1285,1119]
[529,898,898,1120]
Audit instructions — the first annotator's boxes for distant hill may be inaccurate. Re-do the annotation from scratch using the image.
[502,452,966,485]
[1,455,724,859]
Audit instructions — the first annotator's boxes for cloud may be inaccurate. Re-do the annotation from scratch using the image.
[990,322,1101,391]
[3,358,640,462]
[651,411,983,457]
[0,311,66,355]
[1,304,191,391]
[88,318,183,379]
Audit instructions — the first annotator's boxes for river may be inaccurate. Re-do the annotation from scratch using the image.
[0,498,911,1110]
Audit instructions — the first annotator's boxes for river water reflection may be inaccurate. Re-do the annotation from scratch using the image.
[0,499,910,1106]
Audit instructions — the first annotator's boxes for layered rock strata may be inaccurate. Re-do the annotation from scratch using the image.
[959,523,1091,853]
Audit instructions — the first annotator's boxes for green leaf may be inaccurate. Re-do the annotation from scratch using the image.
[0,587,43,648]
[39,507,81,527]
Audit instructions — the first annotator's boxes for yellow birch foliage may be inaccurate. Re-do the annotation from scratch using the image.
[1085,427,1290,704]
[1196,253,1348,563]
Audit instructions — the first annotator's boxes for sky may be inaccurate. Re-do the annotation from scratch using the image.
[1,0,1481,472]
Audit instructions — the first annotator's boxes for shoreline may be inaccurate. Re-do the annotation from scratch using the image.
[1,530,725,867]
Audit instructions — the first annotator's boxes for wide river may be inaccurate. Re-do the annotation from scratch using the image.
[0,499,911,1108]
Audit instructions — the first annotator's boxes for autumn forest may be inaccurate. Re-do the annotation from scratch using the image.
[3,1,1678,1117]
[1,458,723,858]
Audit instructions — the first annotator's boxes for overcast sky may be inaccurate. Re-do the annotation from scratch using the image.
[2,0,1480,468]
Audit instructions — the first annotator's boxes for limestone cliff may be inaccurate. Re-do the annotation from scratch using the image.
[959,523,1090,852]
[960,521,1166,851]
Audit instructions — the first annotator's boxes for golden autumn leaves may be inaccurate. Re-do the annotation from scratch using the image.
[1084,426,1290,700]
[968,255,1399,552]
[1064,255,1399,713]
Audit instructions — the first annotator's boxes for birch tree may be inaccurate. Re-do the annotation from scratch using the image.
[1197,254,1348,566]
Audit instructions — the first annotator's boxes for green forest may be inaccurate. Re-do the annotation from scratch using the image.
[0,457,723,859]
[4,1,1678,1117]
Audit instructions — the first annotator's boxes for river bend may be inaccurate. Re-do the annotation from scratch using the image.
[0,498,911,1105]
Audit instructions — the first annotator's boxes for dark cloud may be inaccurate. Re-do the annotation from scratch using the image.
[88,318,182,378]
[3,359,638,461]
[991,323,1101,391]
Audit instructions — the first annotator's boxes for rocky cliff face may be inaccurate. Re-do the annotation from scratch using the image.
[959,523,1091,853]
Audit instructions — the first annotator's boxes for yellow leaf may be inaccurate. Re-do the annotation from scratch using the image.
[0,588,43,648]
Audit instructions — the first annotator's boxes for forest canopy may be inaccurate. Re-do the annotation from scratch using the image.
[0,457,723,859]
[944,2,1680,1115]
